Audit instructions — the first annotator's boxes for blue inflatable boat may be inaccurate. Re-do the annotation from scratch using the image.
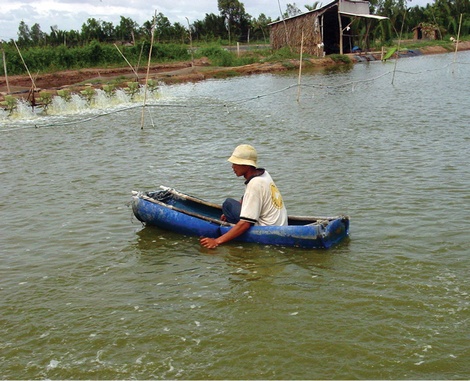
[131,187,349,249]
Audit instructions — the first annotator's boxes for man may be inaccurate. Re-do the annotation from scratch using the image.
[200,144,288,249]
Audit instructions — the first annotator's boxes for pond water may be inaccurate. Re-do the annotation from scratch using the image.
[1,51,469,379]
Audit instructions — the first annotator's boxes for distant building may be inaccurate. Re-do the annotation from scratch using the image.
[413,23,440,40]
[269,0,387,56]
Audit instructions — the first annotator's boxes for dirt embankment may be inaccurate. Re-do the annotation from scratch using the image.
[1,42,469,103]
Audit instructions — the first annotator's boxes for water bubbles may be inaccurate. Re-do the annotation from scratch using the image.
[15,100,37,119]
[1,84,161,122]
[46,359,60,370]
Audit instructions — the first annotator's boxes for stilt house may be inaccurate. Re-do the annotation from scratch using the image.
[269,0,387,56]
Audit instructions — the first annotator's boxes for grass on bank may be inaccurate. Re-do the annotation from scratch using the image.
[1,36,467,77]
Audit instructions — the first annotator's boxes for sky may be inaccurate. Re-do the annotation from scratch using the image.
[0,0,432,42]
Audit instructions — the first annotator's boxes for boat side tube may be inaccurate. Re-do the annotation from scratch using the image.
[219,224,325,249]
[132,195,224,238]
[320,216,350,248]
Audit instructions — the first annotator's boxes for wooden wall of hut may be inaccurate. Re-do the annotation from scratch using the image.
[270,13,324,57]
[412,23,439,41]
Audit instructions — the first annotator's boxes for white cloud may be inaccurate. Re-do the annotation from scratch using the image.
[0,0,432,41]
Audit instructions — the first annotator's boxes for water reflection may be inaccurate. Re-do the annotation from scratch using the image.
[133,222,349,284]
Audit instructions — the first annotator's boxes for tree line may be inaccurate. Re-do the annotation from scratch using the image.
[0,0,468,77]
[10,1,269,48]
[5,0,469,48]
[373,0,469,44]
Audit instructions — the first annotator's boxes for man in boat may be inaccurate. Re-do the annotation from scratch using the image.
[200,144,288,249]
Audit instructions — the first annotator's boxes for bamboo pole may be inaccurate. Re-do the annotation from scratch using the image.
[185,17,194,68]
[338,12,343,55]
[452,13,463,73]
[392,7,407,85]
[297,31,304,103]
[13,40,36,90]
[114,43,139,80]
[1,43,10,94]
[141,11,157,130]
[277,0,291,52]
[136,43,145,73]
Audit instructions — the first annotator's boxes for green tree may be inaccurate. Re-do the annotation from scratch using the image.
[101,21,115,42]
[406,5,427,33]
[66,29,81,47]
[30,23,46,45]
[251,13,273,43]
[50,25,66,46]
[192,13,226,41]
[17,20,31,46]
[116,16,138,43]
[429,0,469,36]
[81,18,104,42]
[217,0,251,43]
[373,0,407,43]
[154,13,172,42]
[172,22,188,43]
[141,20,154,40]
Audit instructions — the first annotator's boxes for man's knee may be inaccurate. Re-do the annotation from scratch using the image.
[222,198,241,224]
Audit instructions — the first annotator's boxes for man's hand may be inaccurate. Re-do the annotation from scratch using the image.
[200,237,219,249]
[200,220,251,250]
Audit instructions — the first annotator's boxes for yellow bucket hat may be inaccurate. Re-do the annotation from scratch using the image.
[228,144,258,167]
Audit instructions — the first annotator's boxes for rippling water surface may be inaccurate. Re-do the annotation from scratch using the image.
[1,52,469,379]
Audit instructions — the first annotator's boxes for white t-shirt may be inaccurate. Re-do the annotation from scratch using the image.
[240,170,288,226]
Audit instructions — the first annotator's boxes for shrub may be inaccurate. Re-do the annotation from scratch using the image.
[195,45,237,66]
[329,54,352,64]
[264,47,297,61]
[54,45,74,70]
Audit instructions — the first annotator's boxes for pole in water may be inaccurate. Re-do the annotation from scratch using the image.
[13,40,36,90]
[114,44,139,80]
[141,10,157,130]
[392,7,407,85]
[186,17,194,68]
[297,30,304,103]
[452,14,463,74]
[1,42,10,94]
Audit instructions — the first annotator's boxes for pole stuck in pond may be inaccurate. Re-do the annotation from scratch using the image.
[141,10,157,130]
[452,14,463,74]
[185,17,194,68]
[392,7,408,85]
[13,40,36,91]
[297,31,304,103]
[114,44,139,80]
[1,41,10,94]
[277,0,292,52]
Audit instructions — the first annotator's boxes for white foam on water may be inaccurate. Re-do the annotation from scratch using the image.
[46,359,59,370]
[1,86,162,123]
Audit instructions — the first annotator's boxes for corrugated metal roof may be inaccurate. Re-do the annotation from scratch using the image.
[268,0,387,26]
[339,11,388,20]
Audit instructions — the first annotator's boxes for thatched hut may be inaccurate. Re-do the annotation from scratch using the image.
[269,0,387,56]
[413,23,440,40]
